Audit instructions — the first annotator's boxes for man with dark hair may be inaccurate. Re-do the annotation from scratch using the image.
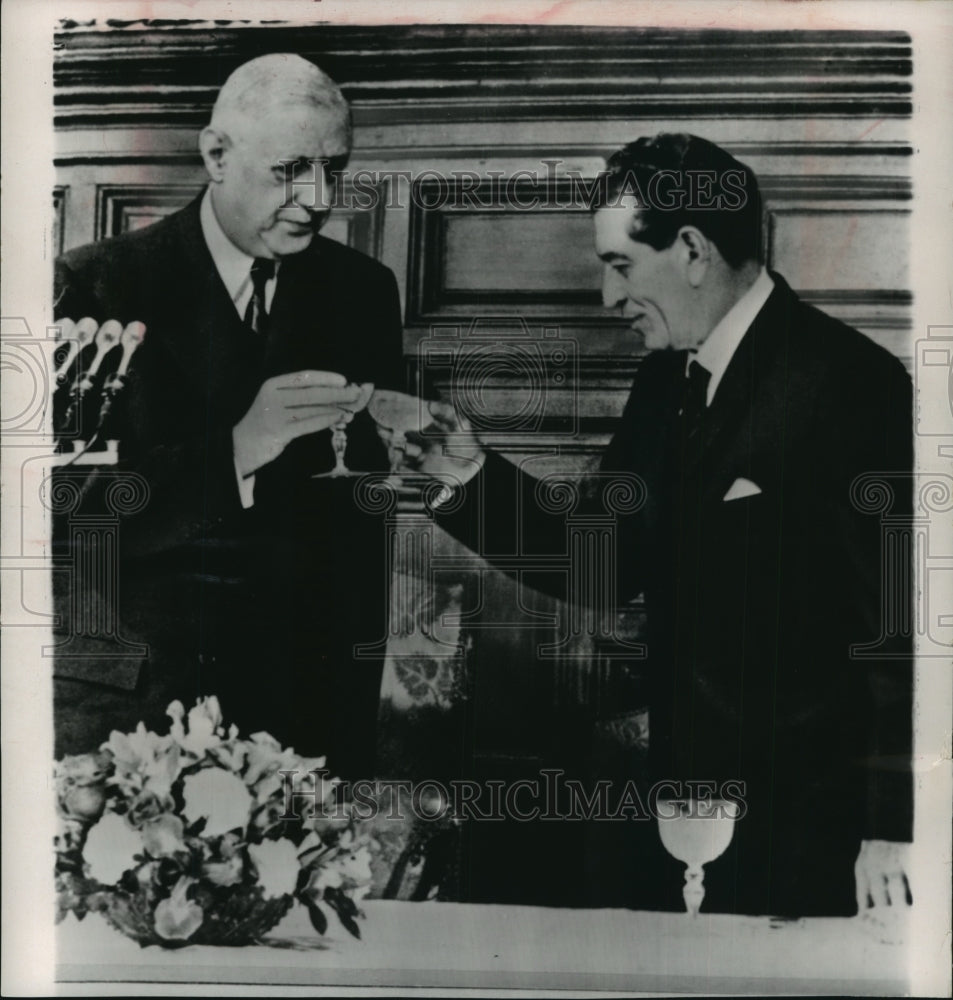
[408,132,914,918]
[52,54,405,779]
[596,133,764,268]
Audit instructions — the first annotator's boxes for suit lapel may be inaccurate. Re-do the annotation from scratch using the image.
[264,235,354,378]
[691,273,797,506]
[261,241,322,376]
[159,195,263,419]
[159,214,362,387]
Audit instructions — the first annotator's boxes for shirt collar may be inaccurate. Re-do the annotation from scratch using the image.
[691,267,774,404]
[200,186,261,303]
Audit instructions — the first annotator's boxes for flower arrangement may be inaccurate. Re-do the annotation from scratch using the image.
[54,697,373,947]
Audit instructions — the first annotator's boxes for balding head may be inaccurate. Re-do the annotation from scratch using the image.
[210,53,352,157]
[199,55,353,259]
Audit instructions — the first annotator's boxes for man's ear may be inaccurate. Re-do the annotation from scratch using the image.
[199,126,229,182]
[677,227,711,288]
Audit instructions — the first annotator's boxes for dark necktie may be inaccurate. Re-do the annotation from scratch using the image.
[680,358,711,438]
[243,258,275,335]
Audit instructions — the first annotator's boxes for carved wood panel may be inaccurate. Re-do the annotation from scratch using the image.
[51,23,914,836]
[92,182,385,258]
[406,178,911,336]
[53,187,67,257]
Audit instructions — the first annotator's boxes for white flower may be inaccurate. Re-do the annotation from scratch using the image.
[55,752,110,821]
[243,731,282,774]
[126,789,174,827]
[181,768,253,837]
[102,724,181,799]
[244,733,311,803]
[167,697,225,757]
[266,764,340,822]
[154,876,203,941]
[201,855,244,887]
[55,816,85,855]
[248,801,285,837]
[207,736,246,774]
[337,846,373,886]
[83,812,141,885]
[59,782,107,823]
[141,814,186,857]
[335,826,356,851]
[55,751,109,787]
[136,861,159,890]
[166,701,185,738]
[304,863,343,901]
[248,839,299,898]
[309,808,353,840]
[291,762,337,812]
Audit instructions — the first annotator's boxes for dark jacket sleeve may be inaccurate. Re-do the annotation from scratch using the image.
[820,347,914,843]
[432,402,650,605]
[364,267,406,394]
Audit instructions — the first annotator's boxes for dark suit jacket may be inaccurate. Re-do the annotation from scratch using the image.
[437,272,914,915]
[52,193,406,777]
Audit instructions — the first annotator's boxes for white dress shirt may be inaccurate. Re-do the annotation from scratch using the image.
[432,275,775,510]
[200,187,279,316]
[199,188,279,509]
[690,267,775,405]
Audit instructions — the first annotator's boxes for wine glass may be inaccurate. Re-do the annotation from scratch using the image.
[366,388,434,474]
[656,798,739,916]
[312,382,374,479]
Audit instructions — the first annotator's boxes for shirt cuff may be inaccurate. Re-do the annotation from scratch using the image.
[234,455,256,510]
[430,449,486,508]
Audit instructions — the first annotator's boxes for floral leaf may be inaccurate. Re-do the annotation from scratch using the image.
[339,911,362,939]
[324,887,362,939]
[305,899,328,935]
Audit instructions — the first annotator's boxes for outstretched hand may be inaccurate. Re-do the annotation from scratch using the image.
[233,371,366,477]
[393,399,485,489]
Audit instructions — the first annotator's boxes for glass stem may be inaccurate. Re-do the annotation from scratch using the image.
[331,421,348,475]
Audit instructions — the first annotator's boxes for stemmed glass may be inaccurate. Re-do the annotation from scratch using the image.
[366,388,433,474]
[656,798,739,916]
[312,382,374,478]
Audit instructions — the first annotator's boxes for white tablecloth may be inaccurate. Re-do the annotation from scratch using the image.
[57,899,910,994]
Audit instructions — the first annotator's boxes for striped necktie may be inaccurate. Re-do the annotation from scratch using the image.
[243,258,275,335]
[680,359,711,438]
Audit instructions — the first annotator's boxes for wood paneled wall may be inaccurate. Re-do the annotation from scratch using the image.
[53,22,913,790]
[55,22,913,465]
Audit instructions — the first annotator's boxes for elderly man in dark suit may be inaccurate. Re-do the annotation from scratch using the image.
[409,133,914,918]
[52,54,405,779]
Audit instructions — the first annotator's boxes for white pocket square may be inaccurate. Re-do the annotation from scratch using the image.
[723,477,762,501]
